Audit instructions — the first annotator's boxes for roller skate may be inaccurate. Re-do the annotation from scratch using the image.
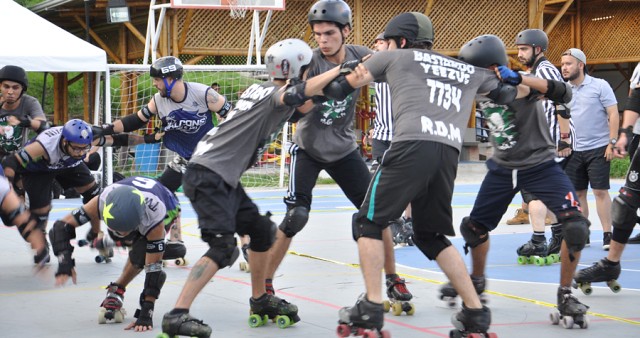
[390,218,414,246]
[337,294,390,337]
[450,304,497,338]
[439,275,488,308]
[550,286,589,329]
[78,232,114,263]
[163,241,188,266]
[546,225,562,264]
[572,258,621,295]
[33,246,50,270]
[383,274,414,316]
[248,293,299,329]
[516,239,552,266]
[98,282,126,324]
[159,311,212,338]
[239,243,250,272]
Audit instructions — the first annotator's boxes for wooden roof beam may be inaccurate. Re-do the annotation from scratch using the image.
[124,21,146,45]
[73,15,123,64]
[544,0,573,35]
[532,0,548,28]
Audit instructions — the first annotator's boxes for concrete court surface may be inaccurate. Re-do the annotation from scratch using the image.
[1,168,640,338]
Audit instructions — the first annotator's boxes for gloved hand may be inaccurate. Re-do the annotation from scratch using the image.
[17,115,32,127]
[91,124,115,139]
[497,65,522,86]
[144,128,164,144]
[340,59,361,74]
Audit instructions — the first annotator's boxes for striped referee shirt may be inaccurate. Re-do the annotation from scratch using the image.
[372,82,393,141]
[532,57,576,148]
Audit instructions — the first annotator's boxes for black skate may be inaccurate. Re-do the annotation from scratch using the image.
[390,218,414,246]
[516,239,552,266]
[550,286,589,329]
[450,304,497,338]
[546,225,563,264]
[159,312,212,338]
[383,274,415,316]
[78,233,114,264]
[573,258,622,295]
[33,246,50,270]
[439,275,488,308]
[164,241,188,266]
[239,243,250,272]
[249,293,299,329]
[98,283,126,324]
[337,294,390,337]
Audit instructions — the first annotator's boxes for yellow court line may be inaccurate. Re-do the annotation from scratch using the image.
[288,250,640,326]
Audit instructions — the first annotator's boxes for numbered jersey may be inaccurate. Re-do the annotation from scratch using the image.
[154,82,215,160]
[23,126,83,172]
[98,176,180,236]
[363,49,500,151]
[190,82,293,187]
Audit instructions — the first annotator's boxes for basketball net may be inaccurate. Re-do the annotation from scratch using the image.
[229,0,248,19]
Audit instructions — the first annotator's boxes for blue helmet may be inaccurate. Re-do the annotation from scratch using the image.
[62,119,93,145]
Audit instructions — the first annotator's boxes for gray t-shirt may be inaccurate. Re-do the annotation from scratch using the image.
[293,45,371,163]
[190,82,293,187]
[363,49,500,151]
[0,95,45,153]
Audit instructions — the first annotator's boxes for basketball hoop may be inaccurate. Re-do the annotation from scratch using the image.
[229,0,248,19]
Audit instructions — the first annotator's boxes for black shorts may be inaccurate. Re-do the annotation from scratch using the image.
[183,163,260,235]
[371,138,391,163]
[285,145,371,210]
[626,88,640,113]
[564,145,611,190]
[357,141,458,236]
[22,163,95,209]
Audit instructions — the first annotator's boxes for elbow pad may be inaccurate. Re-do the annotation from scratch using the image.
[121,113,148,132]
[3,154,20,172]
[545,80,572,103]
[217,100,232,118]
[487,83,517,105]
[323,75,355,101]
[283,82,309,107]
[35,120,50,133]
[556,103,571,119]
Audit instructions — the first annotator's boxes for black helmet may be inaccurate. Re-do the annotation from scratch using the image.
[458,35,508,68]
[0,65,28,92]
[102,185,146,233]
[515,29,548,52]
[149,56,184,80]
[384,12,434,45]
[308,0,352,28]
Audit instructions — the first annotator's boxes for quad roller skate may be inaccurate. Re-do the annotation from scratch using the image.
[158,311,212,338]
[248,293,300,329]
[546,225,563,264]
[573,258,621,295]
[390,218,414,246]
[163,241,188,266]
[450,304,497,338]
[98,282,126,324]
[337,294,390,338]
[516,239,552,266]
[239,243,250,272]
[550,286,589,329]
[439,275,488,308]
[383,274,414,316]
[78,232,114,264]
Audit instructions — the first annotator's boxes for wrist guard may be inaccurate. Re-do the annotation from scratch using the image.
[558,140,572,151]
[283,82,309,107]
[133,301,154,328]
[18,115,31,127]
[55,250,75,277]
[340,59,361,74]
[144,133,163,144]
[620,126,633,140]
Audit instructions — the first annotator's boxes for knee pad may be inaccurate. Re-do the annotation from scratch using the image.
[459,217,489,254]
[81,183,102,204]
[557,210,590,255]
[248,212,277,252]
[612,187,640,230]
[158,166,183,193]
[413,232,452,260]
[164,241,187,260]
[352,213,384,241]
[142,263,166,299]
[31,211,49,232]
[49,220,76,255]
[201,231,240,269]
[278,206,309,238]
[128,239,147,269]
[1,203,25,227]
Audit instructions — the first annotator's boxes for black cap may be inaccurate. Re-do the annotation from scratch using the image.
[384,12,433,43]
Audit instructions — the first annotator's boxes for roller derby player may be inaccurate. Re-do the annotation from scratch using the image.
[158,38,346,338]
[326,13,520,337]
[437,35,590,330]
[50,176,180,332]
[264,0,413,307]
[573,77,640,296]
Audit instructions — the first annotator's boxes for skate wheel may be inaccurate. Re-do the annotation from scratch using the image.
[98,309,107,324]
[580,283,593,295]
[248,314,263,328]
[561,315,574,329]
[114,310,124,323]
[486,333,498,338]
[608,280,621,293]
[550,254,561,263]
[549,311,560,325]
[578,315,589,329]
[276,315,291,329]
[534,256,545,266]
[449,330,463,338]
[406,303,416,316]
[95,255,104,263]
[517,256,527,265]
[391,302,403,316]
[363,330,378,338]
[336,324,351,337]
[545,256,554,265]
[175,258,187,266]
[382,300,390,312]
[239,261,250,272]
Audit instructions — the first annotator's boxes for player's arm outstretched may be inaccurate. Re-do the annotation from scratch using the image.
[497,66,572,104]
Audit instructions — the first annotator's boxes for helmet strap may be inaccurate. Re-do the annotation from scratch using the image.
[163,78,177,98]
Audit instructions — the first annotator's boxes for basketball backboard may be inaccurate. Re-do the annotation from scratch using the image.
[170,0,285,11]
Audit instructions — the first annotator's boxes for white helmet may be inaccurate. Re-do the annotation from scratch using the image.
[265,39,313,80]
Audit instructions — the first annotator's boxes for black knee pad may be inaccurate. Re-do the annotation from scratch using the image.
[164,241,187,260]
[459,216,489,254]
[201,231,239,269]
[249,212,277,252]
[158,166,183,193]
[413,232,452,260]
[352,213,384,241]
[557,210,590,255]
[278,206,309,238]
[128,238,147,269]
[612,187,640,230]
[81,183,102,204]
[142,263,166,299]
